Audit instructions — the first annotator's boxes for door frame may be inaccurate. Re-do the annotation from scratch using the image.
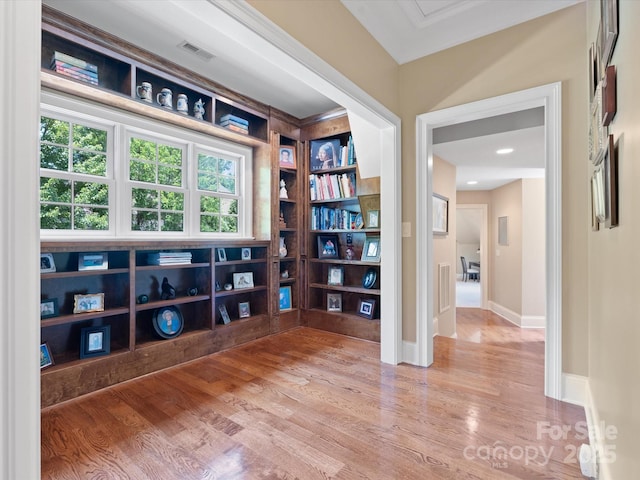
[415,82,562,399]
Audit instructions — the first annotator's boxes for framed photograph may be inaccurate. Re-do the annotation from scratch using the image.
[279,286,292,311]
[40,253,56,273]
[593,164,606,224]
[603,134,619,229]
[433,193,448,235]
[217,248,227,262]
[362,268,377,289]
[241,247,251,260]
[327,293,342,312]
[40,342,54,369]
[279,146,296,169]
[590,174,600,232]
[73,293,105,314]
[152,305,184,339]
[233,272,254,289]
[327,265,344,286]
[80,325,111,359]
[602,65,617,126]
[498,216,509,246]
[40,298,59,319]
[361,236,381,263]
[357,298,376,320]
[589,43,600,102]
[599,0,618,67]
[317,234,339,259]
[358,194,381,229]
[238,301,251,318]
[218,304,231,324]
[78,252,108,271]
[310,139,340,171]
[589,83,607,165]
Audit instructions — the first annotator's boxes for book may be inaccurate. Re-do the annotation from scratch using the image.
[51,51,98,73]
[220,113,249,126]
[223,124,249,134]
[51,61,99,79]
[220,118,249,129]
[53,65,99,85]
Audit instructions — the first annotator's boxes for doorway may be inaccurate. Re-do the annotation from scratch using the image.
[456,204,488,309]
[415,83,562,399]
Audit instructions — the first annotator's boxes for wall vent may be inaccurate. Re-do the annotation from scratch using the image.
[439,263,451,313]
[177,41,215,61]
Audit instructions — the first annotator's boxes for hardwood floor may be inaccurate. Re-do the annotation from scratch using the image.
[42,309,586,479]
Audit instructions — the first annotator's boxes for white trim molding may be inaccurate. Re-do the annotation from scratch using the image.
[489,301,546,328]
[561,373,587,406]
[584,381,613,480]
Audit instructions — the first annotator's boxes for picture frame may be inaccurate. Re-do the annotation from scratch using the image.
[590,174,600,232]
[357,298,376,320]
[40,298,59,319]
[602,134,618,229]
[80,325,111,359]
[433,193,448,235]
[78,252,108,271]
[73,293,105,314]
[238,301,251,318]
[498,216,509,246]
[279,286,292,311]
[233,272,254,290]
[317,234,339,259]
[362,268,377,289]
[599,0,618,67]
[589,83,607,165]
[241,247,251,260]
[361,236,381,263]
[152,305,184,339]
[40,253,56,273]
[327,265,344,286]
[358,194,381,229]
[40,342,54,369]
[310,139,341,171]
[327,293,342,312]
[279,145,296,169]
[602,65,617,126]
[593,164,606,224]
[218,304,231,324]
[217,248,227,262]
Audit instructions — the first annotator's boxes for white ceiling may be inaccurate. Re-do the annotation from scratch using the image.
[43,0,570,191]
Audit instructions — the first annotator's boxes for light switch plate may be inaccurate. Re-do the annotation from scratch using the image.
[402,222,411,237]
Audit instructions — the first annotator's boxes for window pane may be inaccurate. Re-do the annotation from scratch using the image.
[40,145,69,171]
[130,160,156,183]
[220,198,238,215]
[131,210,158,231]
[219,176,236,194]
[160,212,183,232]
[40,204,72,229]
[200,196,220,213]
[40,117,69,144]
[75,182,109,206]
[130,138,156,162]
[158,145,182,167]
[158,165,181,187]
[200,215,219,232]
[218,159,236,176]
[198,173,218,192]
[74,206,109,230]
[220,215,238,233]
[72,151,107,176]
[72,125,107,152]
[160,191,184,211]
[198,154,217,171]
[132,188,158,209]
[40,177,71,203]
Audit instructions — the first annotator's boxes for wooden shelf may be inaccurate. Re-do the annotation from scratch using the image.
[136,262,209,271]
[214,286,267,298]
[135,295,211,312]
[41,268,129,280]
[309,283,380,295]
[41,307,130,327]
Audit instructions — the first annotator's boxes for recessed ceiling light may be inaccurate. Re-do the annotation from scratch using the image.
[466,181,478,185]
[496,148,514,155]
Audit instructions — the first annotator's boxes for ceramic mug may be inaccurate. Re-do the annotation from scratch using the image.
[156,88,173,109]
[136,82,152,102]
[176,94,188,114]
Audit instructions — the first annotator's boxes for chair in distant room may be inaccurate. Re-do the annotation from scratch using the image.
[461,256,479,282]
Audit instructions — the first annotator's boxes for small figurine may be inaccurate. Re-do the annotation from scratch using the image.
[161,277,176,300]
[281,269,289,279]
[345,233,355,260]
[279,210,287,228]
[279,179,288,199]
[194,98,205,120]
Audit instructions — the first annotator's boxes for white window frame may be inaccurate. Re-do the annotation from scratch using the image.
[40,90,253,240]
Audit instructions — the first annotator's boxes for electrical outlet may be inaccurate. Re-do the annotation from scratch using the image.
[402,222,411,238]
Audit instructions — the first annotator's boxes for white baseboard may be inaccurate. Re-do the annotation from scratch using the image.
[402,341,418,365]
[585,382,613,480]
[489,301,545,328]
[561,373,587,406]
[521,315,545,328]
[433,316,439,337]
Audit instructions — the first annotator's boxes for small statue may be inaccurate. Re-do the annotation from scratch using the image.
[281,269,289,279]
[279,210,287,228]
[194,98,205,120]
[161,277,176,300]
[279,179,288,199]
[345,233,355,260]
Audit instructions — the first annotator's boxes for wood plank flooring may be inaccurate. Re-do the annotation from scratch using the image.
[42,309,586,479]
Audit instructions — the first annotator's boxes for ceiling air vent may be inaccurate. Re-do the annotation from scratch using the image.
[177,41,215,61]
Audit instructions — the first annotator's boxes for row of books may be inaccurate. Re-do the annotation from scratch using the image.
[309,172,356,201]
[311,206,362,231]
[219,113,249,135]
[146,251,192,265]
[50,51,98,86]
[338,135,356,167]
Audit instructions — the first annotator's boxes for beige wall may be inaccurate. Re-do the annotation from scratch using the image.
[587,1,640,478]
[433,156,457,337]
[522,178,546,318]
[491,181,523,314]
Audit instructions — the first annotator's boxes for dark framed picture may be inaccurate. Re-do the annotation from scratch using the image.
[602,134,618,229]
[218,304,231,324]
[152,305,184,339]
[327,293,342,312]
[361,236,381,263]
[40,253,56,273]
[233,272,254,289]
[241,247,251,260]
[78,252,108,271]
[40,342,54,369]
[73,293,105,314]
[433,193,449,235]
[357,298,376,320]
[362,268,377,289]
[358,194,380,228]
[317,234,339,259]
[80,325,111,359]
[310,139,340,171]
[238,301,251,318]
[217,248,227,262]
[279,286,292,311]
[279,146,296,169]
[40,298,59,319]
[327,265,344,286]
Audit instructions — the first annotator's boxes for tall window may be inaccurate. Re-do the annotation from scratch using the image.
[40,95,252,238]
